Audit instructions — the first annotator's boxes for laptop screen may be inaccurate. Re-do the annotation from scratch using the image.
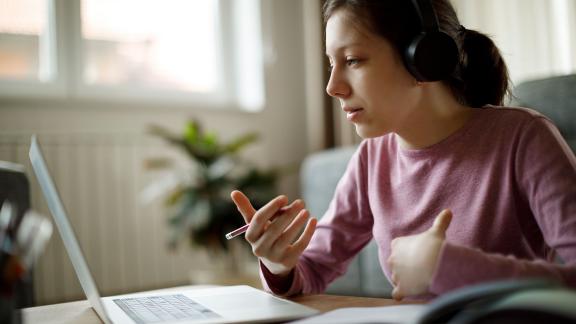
[29,135,112,323]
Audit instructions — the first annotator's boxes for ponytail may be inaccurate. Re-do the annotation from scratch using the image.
[450,28,510,107]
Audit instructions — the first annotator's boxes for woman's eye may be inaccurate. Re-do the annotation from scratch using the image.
[346,58,360,66]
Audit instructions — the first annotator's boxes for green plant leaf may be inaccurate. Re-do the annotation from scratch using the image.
[184,121,199,144]
[223,133,259,154]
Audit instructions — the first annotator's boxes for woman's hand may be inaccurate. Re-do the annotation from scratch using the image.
[387,209,452,300]
[230,190,317,277]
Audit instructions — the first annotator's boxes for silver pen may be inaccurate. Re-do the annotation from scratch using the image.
[226,206,290,240]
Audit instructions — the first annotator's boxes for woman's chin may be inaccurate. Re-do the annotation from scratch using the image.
[355,124,387,139]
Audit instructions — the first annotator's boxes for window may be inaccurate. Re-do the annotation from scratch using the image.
[82,0,220,92]
[0,0,61,97]
[0,0,265,110]
[0,0,51,81]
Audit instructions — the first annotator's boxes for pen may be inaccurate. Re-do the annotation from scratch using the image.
[226,206,291,240]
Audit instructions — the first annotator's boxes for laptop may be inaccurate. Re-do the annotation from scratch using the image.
[29,135,318,324]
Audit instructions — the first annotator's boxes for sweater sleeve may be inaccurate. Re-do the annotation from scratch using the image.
[260,143,375,296]
[430,116,576,295]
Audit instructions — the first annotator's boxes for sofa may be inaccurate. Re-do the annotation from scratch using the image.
[299,74,575,297]
[511,73,576,152]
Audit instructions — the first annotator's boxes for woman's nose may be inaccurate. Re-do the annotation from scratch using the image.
[326,68,350,98]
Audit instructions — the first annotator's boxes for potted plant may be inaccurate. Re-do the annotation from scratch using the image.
[144,120,281,262]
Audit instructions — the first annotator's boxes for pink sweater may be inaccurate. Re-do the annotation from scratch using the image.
[261,106,576,299]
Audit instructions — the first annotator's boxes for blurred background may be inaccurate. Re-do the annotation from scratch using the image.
[0,0,574,306]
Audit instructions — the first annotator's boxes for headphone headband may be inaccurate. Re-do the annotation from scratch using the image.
[411,0,439,32]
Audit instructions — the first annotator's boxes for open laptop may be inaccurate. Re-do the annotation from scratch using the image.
[29,135,318,324]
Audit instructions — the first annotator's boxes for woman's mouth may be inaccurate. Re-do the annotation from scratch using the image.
[343,107,364,122]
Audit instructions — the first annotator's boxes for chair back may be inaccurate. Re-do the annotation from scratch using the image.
[512,74,576,152]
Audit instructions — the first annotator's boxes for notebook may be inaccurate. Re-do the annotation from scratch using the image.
[29,135,317,324]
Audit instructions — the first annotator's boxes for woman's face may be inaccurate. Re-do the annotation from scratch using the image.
[325,9,421,138]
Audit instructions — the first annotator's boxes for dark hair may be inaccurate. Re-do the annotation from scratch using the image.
[323,0,510,107]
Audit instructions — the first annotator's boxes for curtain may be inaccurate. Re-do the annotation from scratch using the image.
[453,0,576,85]
[303,0,576,149]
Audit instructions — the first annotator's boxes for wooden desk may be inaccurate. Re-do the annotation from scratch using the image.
[291,294,416,313]
[22,294,413,323]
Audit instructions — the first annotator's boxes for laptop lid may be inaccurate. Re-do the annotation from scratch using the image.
[29,135,318,324]
[29,135,113,324]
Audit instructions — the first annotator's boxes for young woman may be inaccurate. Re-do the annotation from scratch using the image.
[231,0,576,300]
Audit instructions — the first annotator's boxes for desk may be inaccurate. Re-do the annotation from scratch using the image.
[22,293,414,323]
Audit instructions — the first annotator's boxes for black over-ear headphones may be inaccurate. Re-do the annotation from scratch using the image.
[404,0,459,82]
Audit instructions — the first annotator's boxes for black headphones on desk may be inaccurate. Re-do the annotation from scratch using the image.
[405,0,459,82]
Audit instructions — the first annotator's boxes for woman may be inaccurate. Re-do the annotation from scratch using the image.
[231,0,576,300]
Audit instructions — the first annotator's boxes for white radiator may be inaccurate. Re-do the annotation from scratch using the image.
[0,132,216,305]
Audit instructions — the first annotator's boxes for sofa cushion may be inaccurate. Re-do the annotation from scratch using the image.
[511,74,576,152]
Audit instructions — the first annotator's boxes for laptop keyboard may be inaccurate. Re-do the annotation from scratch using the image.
[113,294,221,323]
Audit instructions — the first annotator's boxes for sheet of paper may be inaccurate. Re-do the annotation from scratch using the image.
[288,304,427,324]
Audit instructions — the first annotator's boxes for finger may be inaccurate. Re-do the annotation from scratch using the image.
[245,195,288,242]
[263,199,304,231]
[430,209,452,237]
[230,190,257,223]
[272,209,310,250]
[389,270,398,286]
[290,217,317,255]
[392,286,404,301]
[257,201,304,251]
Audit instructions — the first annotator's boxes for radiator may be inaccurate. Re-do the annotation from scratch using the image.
[0,132,216,305]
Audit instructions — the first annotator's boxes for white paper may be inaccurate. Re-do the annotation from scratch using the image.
[288,304,427,324]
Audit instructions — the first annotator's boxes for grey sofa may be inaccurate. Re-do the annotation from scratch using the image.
[512,74,576,153]
[299,74,575,297]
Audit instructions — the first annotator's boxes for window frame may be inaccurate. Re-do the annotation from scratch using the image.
[0,0,66,99]
[0,0,262,110]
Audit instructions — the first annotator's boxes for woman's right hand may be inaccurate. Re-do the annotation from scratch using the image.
[230,190,317,277]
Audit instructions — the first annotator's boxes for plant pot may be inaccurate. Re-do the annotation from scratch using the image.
[189,240,261,288]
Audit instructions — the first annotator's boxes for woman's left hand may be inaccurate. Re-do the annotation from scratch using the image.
[387,209,452,300]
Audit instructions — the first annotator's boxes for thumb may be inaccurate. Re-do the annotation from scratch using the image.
[429,209,452,237]
[230,190,257,223]
[391,286,404,301]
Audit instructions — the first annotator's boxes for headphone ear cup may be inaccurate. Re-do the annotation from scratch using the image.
[404,31,459,82]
